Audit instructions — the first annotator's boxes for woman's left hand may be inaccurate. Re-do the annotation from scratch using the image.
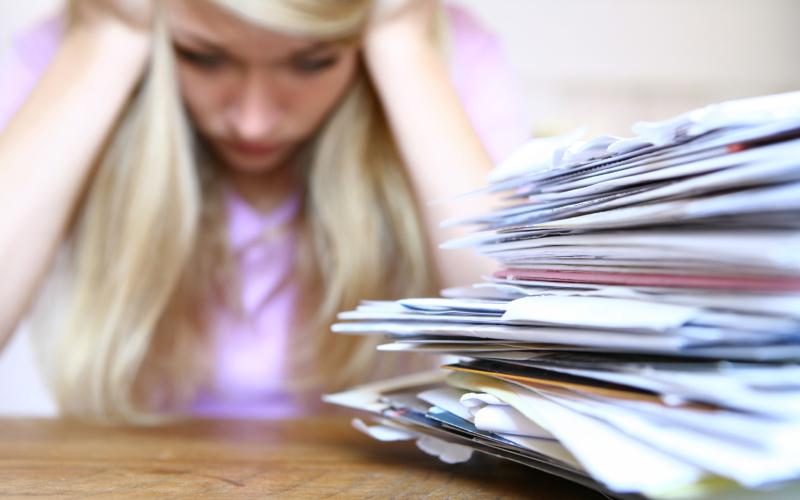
[365,0,439,46]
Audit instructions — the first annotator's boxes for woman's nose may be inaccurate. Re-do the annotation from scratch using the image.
[229,71,284,141]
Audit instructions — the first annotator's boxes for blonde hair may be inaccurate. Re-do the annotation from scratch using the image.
[31,0,441,424]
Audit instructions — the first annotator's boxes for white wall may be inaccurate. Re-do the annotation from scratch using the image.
[456,0,800,135]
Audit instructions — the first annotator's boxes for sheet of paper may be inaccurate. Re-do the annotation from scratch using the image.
[332,321,690,350]
[532,182,800,231]
[447,371,704,493]
[416,386,473,421]
[473,404,556,440]
[501,295,701,331]
[545,391,800,487]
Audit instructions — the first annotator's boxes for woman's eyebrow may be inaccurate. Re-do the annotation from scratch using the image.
[290,41,336,58]
[171,30,228,53]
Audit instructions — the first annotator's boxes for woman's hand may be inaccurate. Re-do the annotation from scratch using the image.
[68,0,155,37]
[365,0,439,47]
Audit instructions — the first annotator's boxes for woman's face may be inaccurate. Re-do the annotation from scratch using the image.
[166,0,360,174]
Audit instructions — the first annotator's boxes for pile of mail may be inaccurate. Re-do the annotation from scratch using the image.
[324,92,800,499]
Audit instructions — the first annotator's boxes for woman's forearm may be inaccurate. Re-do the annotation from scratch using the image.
[364,29,496,288]
[0,24,149,344]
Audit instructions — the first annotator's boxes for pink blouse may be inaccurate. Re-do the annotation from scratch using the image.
[0,5,529,418]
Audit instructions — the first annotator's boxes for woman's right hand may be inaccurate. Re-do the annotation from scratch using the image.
[68,0,155,36]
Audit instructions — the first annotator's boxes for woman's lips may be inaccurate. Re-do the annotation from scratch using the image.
[227,141,285,156]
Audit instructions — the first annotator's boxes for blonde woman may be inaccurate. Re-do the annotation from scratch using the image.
[0,0,528,422]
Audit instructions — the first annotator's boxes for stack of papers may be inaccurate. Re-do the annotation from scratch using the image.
[324,92,800,499]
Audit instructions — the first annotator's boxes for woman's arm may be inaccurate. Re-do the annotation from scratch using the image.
[363,0,497,289]
[0,6,151,346]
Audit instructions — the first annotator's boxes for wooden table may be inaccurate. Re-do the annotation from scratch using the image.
[0,417,604,498]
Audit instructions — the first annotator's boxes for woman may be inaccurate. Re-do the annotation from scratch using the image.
[0,0,528,422]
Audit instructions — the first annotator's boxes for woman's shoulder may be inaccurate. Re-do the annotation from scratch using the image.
[444,2,496,45]
[11,15,63,67]
[443,2,531,163]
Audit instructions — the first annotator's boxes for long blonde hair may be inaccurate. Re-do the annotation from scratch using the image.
[31,0,440,424]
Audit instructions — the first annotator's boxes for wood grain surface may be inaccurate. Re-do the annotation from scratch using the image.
[0,417,605,498]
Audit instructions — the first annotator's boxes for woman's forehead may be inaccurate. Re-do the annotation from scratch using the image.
[165,0,337,59]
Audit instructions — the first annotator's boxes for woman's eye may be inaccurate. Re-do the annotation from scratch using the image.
[175,47,226,70]
[291,56,338,75]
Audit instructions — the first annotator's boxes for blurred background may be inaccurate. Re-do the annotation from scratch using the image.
[4,0,799,136]
[459,0,800,136]
[0,0,798,415]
